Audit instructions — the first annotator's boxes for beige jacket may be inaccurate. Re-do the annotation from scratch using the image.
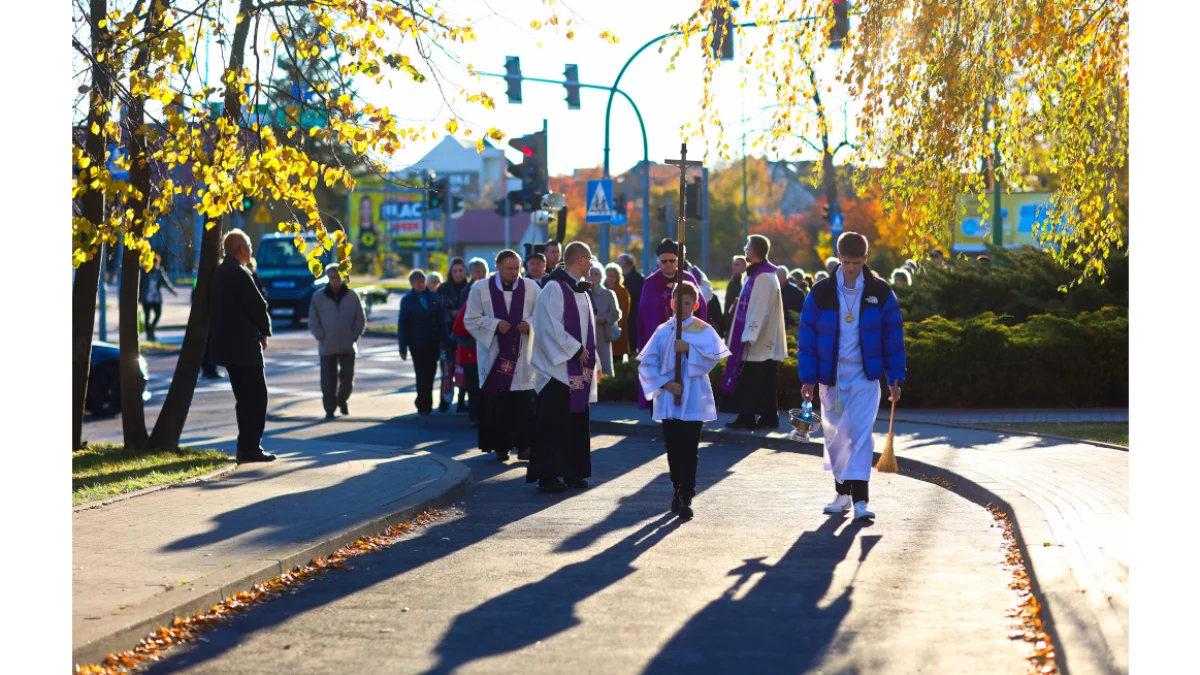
[729,266,788,362]
[309,286,366,355]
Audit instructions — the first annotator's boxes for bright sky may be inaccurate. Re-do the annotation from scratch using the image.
[71,0,858,177]
[371,0,859,176]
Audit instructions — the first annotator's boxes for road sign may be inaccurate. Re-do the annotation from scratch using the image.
[585,179,613,223]
[830,212,844,235]
[252,205,272,225]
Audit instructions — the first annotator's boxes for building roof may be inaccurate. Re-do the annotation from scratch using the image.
[454,209,532,244]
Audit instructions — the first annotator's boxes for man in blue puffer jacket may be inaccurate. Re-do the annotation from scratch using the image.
[797,232,906,521]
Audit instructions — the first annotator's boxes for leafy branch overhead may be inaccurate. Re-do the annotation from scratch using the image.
[71,0,617,277]
[678,0,1127,282]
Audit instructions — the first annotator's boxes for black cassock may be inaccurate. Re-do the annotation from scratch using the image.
[479,389,534,453]
[718,359,780,420]
[526,378,591,482]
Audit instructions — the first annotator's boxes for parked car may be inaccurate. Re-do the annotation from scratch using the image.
[87,341,150,417]
[256,232,333,324]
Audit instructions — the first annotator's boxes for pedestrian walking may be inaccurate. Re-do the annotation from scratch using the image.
[723,255,747,340]
[209,229,274,463]
[636,239,707,408]
[525,253,547,284]
[450,301,481,426]
[438,258,471,413]
[588,263,622,377]
[799,232,907,521]
[636,281,729,520]
[139,254,177,341]
[720,234,788,429]
[308,264,366,419]
[527,241,599,494]
[604,263,631,362]
[397,269,446,416]
[617,253,644,349]
[464,250,539,461]
[777,265,806,318]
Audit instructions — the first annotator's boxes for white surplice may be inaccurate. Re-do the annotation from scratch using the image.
[529,276,599,401]
[465,274,540,391]
[637,317,730,422]
[819,266,881,482]
[729,265,788,362]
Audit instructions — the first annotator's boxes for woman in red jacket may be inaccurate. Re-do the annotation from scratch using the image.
[451,302,481,427]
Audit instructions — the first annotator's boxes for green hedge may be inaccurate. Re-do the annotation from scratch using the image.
[600,306,1127,409]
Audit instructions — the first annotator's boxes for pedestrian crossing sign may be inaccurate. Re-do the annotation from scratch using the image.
[585,179,613,223]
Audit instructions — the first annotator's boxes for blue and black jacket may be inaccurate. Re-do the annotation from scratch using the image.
[797,264,906,386]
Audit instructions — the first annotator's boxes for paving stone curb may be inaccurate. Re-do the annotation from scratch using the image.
[71,451,471,669]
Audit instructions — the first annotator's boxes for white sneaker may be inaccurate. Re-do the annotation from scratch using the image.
[854,501,875,520]
[823,494,852,514]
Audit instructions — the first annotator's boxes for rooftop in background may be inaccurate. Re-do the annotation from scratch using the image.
[454,209,533,244]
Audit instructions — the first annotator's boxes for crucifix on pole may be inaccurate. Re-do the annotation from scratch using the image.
[664,142,703,405]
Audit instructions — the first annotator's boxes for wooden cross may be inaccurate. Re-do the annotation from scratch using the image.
[664,142,703,405]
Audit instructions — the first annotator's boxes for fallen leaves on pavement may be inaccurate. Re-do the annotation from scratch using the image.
[75,508,448,675]
[990,506,1060,675]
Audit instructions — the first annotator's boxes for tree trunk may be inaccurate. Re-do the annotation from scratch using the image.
[118,0,170,451]
[149,0,256,450]
[72,0,113,450]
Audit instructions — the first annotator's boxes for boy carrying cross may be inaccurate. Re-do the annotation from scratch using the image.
[637,282,730,520]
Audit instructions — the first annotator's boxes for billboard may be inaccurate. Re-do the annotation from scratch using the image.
[954,192,1064,252]
[349,176,443,253]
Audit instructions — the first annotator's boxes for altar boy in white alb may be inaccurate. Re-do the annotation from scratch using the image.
[798,231,907,521]
[464,249,539,461]
[637,282,730,520]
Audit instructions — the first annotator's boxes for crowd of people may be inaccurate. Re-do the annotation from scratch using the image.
[207,227,907,523]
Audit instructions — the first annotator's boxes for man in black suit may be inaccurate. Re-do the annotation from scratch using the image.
[209,228,275,463]
[617,253,644,350]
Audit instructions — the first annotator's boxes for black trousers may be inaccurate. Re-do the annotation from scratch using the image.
[526,378,591,483]
[479,389,534,452]
[410,347,440,414]
[226,364,268,457]
[835,479,870,503]
[663,419,702,497]
[320,353,355,413]
[463,362,481,423]
[142,301,162,340]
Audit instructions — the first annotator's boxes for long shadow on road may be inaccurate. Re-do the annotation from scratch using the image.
[644,518,881,674]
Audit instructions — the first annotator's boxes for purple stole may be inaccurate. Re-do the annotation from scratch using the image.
[721,262,777,393]
[482,276,526,392]
[556,279,596,413]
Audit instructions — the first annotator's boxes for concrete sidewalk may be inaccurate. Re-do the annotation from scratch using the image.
[72,430,471,668]
[587,402,1129,675]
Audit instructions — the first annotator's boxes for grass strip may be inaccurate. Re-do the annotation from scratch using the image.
[73,443,231,506]
[989,422,1127,447]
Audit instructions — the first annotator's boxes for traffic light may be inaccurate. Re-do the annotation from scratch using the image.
[656,204,667,224]
[506,130,547,212]
[504,56,523,104]
[821,202,832,221]
[242,196,254,211]
[685,178,702,219]
[829,0,851,49]
[426,177,448,210]
[614,193,627,217]
[710,1,736,61]
[563,64,581,110]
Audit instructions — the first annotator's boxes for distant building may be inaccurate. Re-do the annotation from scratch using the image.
[397,136,508,205]
[449,209,547,265]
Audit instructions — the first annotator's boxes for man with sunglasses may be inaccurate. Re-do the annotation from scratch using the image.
[635,238,708,409]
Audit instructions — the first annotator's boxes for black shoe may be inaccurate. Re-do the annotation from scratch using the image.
[325,411,336,420]
[238,451,277,463]
[564,478,589,489]
[496,450,510,461]
[756,416,781,429]
[678,496,694,520]
[339,404,349,416]
[670,488,681,514]
[201,369,224,380]
[725,415,755,429]
[438,400,451,413]
[456,402,469,413]
[418,410,432,417]
[517,448,530,461]
[538,478,566,494]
